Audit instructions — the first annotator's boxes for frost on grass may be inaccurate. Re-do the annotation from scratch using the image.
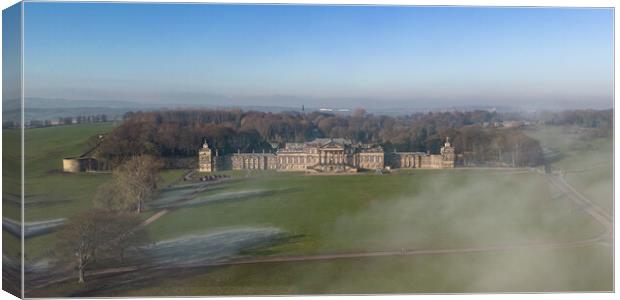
[3,217,66,239]
[138,227,287,267]
[151,188,284,209]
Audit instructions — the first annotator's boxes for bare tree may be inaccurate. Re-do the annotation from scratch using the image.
[55,210,116,283]
[113,155,163,213]
[92,182,129,212]
[55,209,150,283]
[112,214,150,263]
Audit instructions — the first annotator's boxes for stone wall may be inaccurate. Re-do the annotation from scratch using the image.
[355,151,384,170]
[388,152,423,168]
[276,152,316,171]
[231,153,276,170]
[388,152,454,169]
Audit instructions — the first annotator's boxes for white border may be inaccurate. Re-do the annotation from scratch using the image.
[0,1,617,300]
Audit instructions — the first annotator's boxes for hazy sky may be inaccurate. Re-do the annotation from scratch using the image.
[22,3,613,109]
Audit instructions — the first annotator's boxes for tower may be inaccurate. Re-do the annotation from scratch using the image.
[440,137,455,168]
[198,140,213,172]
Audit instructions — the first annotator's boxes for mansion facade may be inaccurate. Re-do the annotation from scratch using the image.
[199,138,455,173]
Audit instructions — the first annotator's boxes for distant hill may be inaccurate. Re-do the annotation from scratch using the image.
[3,97,576,123]
[7,98,307,122]
[24,98,144,109]
[0,98,159,122]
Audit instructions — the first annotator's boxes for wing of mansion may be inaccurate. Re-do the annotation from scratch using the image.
[199,138,456,173]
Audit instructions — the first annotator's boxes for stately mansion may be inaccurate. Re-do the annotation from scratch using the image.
[198,138,456,173]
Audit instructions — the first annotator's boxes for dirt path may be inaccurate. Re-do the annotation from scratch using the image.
[139,177,234,226]
[546,172,612,239]
[161,232,609,270]
[141,209,170,226]
[558,174,612,223]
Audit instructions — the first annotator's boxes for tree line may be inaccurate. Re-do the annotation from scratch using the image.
[504,109,613,138]
[95,108,551,167]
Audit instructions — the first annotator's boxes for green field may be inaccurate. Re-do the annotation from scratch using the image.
[2,128,22,224]
[149,170,603,254]
[100,244,611,296]
[2,128,23,264]
[8,123,185,260]
[526,126,613,213]
[15,123,116,222]
[17,124,613,295]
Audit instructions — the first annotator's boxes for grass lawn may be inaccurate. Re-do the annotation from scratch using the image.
[133,245,612,295]
[16,122,185,216]
[15,123,187,260]
[149,169,604,255]
[35,243,611,297]
[18,123,116,222]
[525,126,613,213]
[3,128,22,221]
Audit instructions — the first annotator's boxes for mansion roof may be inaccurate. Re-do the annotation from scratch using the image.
[283,138,352,151]
[305,138,352,147]
[277,138,383,154]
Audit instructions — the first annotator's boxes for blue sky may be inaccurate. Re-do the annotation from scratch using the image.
[3,2,21,104]
[22,2,613,109]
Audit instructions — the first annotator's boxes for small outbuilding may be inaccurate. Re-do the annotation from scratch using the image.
[62,157,99,173]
